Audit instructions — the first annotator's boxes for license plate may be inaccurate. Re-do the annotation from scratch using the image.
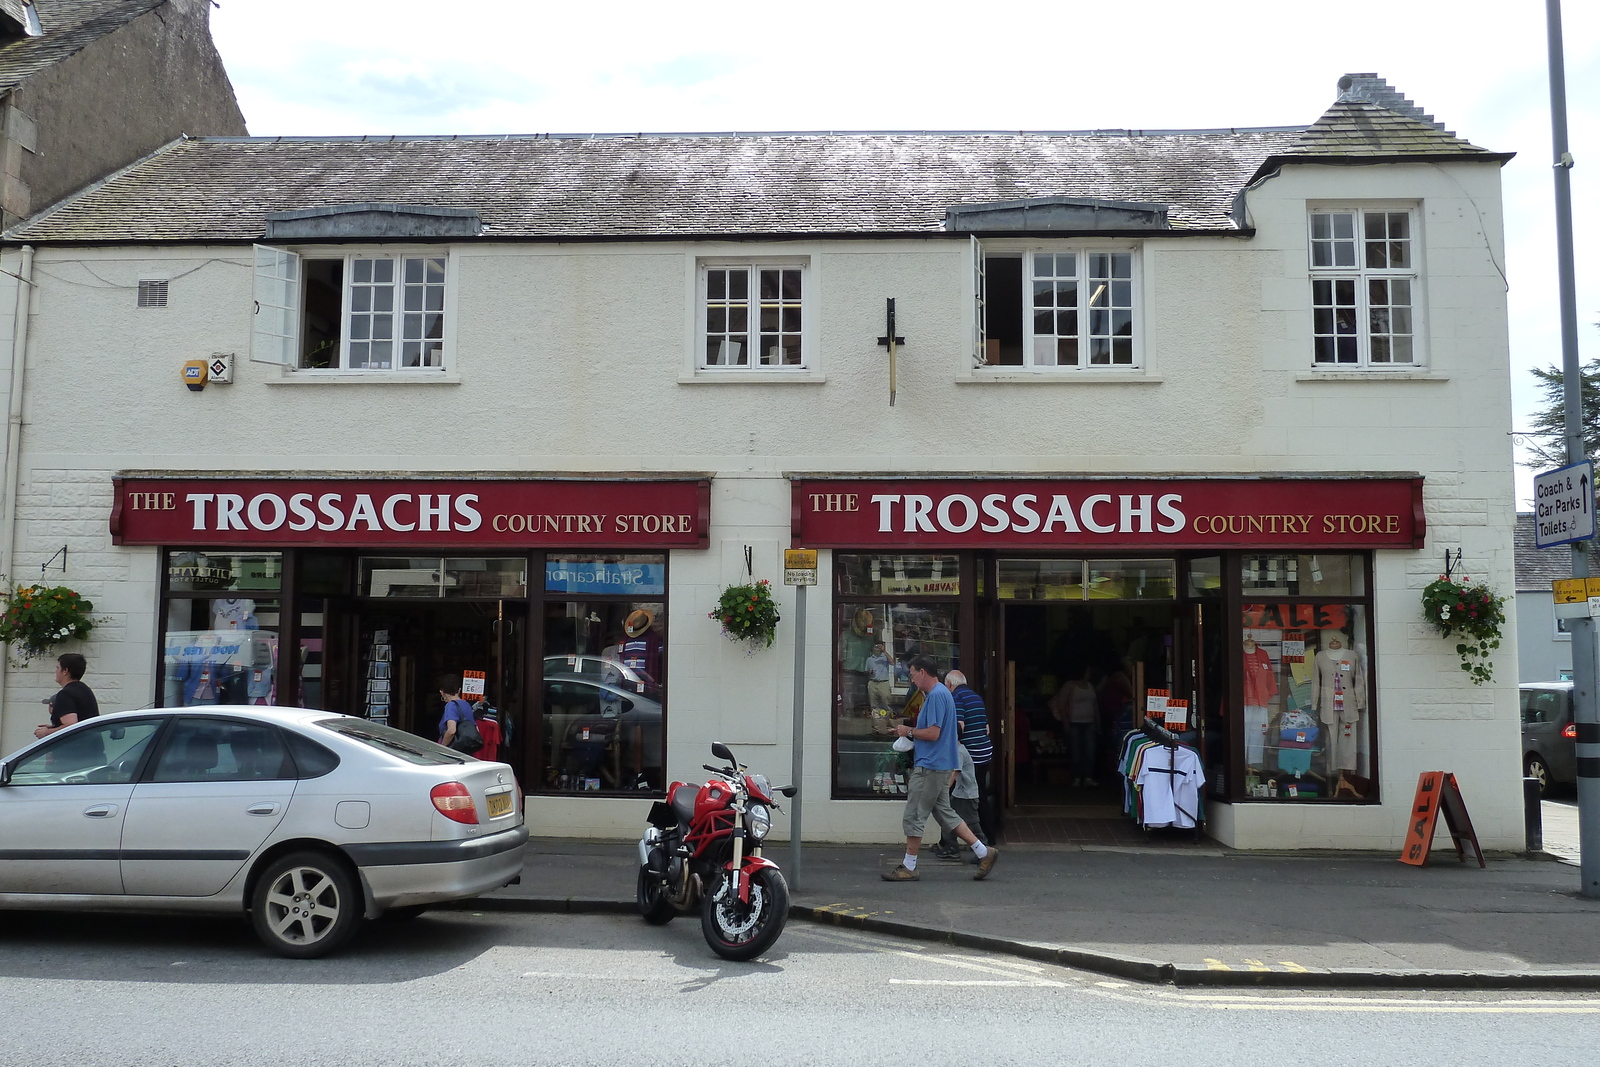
[485,790,513,818]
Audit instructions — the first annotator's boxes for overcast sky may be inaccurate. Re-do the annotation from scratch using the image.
[209,0,1599,506]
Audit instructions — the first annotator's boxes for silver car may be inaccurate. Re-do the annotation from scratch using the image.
[0,706,527,958]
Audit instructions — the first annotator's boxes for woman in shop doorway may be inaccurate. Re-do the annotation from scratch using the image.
[1050,665,1099,787]
[436,674,475,748]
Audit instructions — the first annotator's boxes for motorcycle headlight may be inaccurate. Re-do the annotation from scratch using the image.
[747,803,772,840]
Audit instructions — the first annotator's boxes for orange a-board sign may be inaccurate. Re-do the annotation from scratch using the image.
[1399,772,1486,868]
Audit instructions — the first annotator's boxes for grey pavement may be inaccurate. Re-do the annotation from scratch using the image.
[461,800,1600,989]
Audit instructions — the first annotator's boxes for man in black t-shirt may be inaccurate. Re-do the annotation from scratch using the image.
[34,652,100,739]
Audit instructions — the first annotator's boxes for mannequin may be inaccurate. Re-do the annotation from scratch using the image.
[1311,630,1365,773]
[1241,633,1277,766]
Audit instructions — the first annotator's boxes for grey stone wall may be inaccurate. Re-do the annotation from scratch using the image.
[2,0,245,227]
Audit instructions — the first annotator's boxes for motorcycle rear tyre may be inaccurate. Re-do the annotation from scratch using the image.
[701,867,788,961]
[637,865,676,925]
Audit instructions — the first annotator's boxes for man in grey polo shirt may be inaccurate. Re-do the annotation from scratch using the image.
[882,656,999,882]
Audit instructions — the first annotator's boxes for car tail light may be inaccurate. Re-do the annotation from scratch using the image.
[513,775,523,817]
[431,782,479,824]
[1564,723,1578,739]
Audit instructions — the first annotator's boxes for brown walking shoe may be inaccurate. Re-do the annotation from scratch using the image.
[973,848,999,880]
[881,864,920,881]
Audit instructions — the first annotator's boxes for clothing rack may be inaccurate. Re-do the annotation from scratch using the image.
[1118,721,1205,842]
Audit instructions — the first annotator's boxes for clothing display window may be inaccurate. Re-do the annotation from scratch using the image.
[160,550,283,708]
[1238,594,1373,802]
[833,553,962,799]
[163,598,281,708]
[539,559,667,794]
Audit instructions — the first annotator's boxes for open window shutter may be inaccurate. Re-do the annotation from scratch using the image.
[970,235,987,366]
[249,244,300,366]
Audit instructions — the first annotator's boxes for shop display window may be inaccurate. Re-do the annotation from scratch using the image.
[165,550,282,593]
[836,554,960,597]
[540,595,666,794]
[832,594,960,799]
[1239,603,1372,801]
[162,596,281,708]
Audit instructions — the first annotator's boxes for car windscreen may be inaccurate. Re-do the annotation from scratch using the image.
[313,717,469,765]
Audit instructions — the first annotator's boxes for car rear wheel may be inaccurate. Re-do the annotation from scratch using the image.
[1524,754,1550,798]
[251,851,361,959]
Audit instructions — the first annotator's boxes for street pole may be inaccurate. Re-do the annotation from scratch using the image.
[788,581,806,892]
[1546,0,1600,897]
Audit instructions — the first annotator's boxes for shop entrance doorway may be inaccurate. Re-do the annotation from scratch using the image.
[1001,602,1177,814]
[349,600,528,773]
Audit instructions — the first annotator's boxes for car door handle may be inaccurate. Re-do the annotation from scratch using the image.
[246,803,281,816]
[83,804,119,818]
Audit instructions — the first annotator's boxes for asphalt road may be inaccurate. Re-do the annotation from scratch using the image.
[2,910,1598,1066]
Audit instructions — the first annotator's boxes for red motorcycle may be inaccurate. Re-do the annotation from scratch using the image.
[636,742,794,960]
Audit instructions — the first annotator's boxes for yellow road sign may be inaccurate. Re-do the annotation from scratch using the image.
[1552,577,1600,603]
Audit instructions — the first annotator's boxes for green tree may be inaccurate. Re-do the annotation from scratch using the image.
[1525,356,1600,468]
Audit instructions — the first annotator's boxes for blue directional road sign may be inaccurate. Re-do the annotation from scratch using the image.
[1534,459,1596,548]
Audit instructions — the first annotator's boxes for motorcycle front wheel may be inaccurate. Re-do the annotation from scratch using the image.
[700,867,788,961]
[637,866,676,925]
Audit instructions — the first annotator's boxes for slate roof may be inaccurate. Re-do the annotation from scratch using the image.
[1514,512,1600,591]
[3,73,1509,245]
[1281,101,1493,159]
[0,0,161,94]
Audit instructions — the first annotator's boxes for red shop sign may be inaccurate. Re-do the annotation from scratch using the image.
[111,476,711,549]
[791,477,1424,550]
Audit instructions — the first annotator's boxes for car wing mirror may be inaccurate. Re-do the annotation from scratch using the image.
[0,760,11,786]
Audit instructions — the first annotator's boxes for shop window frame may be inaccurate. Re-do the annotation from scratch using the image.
[155,548,288,710]
[528,550,671,799]
[1224,551,1379,805]
[830,552,974,801]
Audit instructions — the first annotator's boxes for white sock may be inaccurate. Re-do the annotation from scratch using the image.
[970,841,989,859]
[903,853,918,871]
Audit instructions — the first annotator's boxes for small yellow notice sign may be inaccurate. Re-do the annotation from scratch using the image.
[784,548,818,586]
[1552,577,1600,603]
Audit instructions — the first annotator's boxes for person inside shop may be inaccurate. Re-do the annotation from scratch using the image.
[865,641,893,711]
[1050,663,1099,787]
[437,674,476,749]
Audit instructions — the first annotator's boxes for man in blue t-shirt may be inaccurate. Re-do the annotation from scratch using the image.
[882,656,999,882]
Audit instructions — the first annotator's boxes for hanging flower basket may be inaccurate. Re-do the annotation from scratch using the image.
[0,581,95,667]
[1420,574,1505,685]
[709,579,781,650]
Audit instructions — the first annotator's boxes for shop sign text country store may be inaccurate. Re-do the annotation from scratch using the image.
[791,477,1424,550]
[112,477,712,548]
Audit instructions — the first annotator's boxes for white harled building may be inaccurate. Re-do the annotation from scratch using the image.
[0,73,1521,851]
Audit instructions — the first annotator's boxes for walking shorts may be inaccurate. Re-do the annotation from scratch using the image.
[902,765,964,838]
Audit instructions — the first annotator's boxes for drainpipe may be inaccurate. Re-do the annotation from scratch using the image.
[0,243,36,735]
